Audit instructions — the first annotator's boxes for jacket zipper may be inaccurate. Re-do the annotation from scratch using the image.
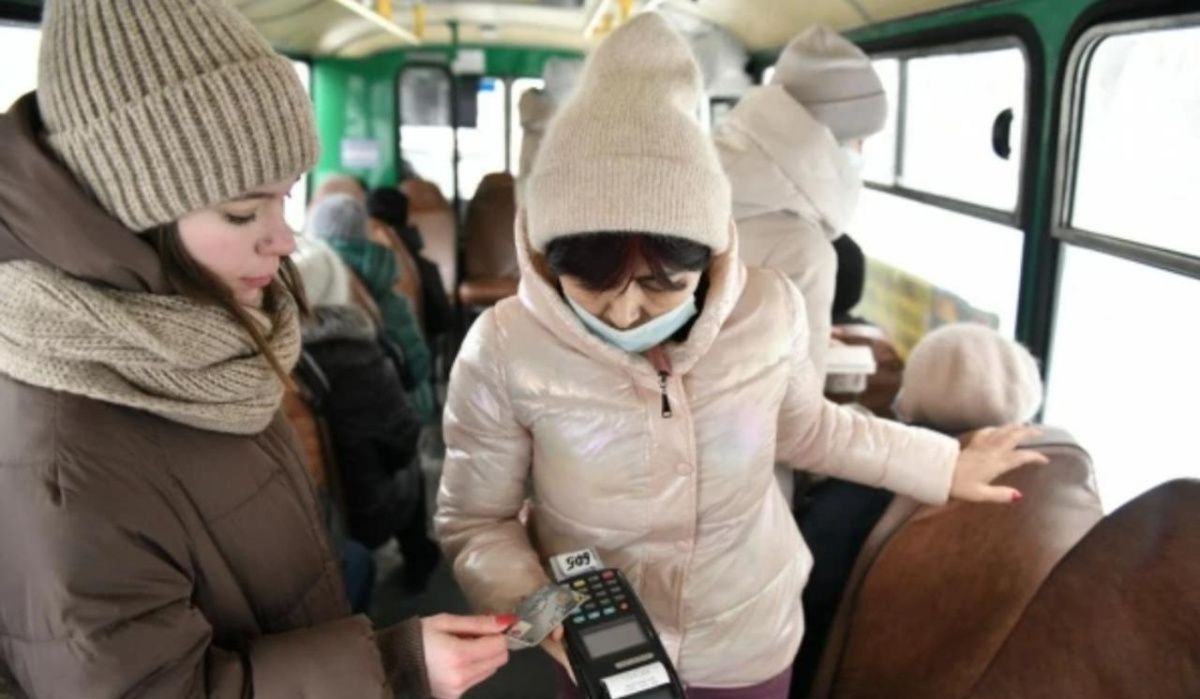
[658,371,673,419]
[646,346,674,419]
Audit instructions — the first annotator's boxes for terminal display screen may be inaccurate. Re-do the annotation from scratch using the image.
[581,619,647,659]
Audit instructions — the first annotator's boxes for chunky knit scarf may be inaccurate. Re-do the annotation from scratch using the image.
[0,261,300,435]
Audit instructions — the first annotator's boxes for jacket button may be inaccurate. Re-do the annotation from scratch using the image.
[676,462,693,475]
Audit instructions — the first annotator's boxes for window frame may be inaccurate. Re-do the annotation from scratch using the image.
[396,61,461,203]
[1052,11,1200,282]
[864,35,1033,228]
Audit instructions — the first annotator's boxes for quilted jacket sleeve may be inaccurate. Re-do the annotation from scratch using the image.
[0,465,420,699]
[774,275,960,505]
[434,309,550,615]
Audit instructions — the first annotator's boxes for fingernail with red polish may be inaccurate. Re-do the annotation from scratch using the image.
[1012,491,1024,503]
[495,614,519,627]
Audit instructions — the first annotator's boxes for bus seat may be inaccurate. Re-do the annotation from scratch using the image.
[459,172,519,308]
[812,428,1102,699]
[368,218,425,328]
[400,178,457,296]
[827,325,904,419]
[969,479,1200,699]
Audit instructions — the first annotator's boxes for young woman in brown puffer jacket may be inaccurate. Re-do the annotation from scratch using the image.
[0,2,510,697]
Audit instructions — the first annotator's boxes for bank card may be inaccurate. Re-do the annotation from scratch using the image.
[505,583,590,650]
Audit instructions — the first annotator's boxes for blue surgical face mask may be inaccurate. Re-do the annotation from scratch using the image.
[566,293,698,354]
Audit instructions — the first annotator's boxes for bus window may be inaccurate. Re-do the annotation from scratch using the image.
[851,189,1023,336]
[1069,24,1200,256]
[860,58,898,185]
[286,60,310,233]
[400,66,456,200]
[456,77,507,200]
[509,77,545,177]
[900,47,1025,211]
[1044,248,1200,511]
[851,43,1028,338]
[1045,18,1200,512]
[0,24,40,111]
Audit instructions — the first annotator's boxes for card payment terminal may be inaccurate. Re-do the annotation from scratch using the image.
[552,550,685,699]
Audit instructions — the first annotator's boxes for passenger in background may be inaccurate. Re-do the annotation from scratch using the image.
[310,194,439,425]
[715,25,886,379]
[717,26,888,510]
[792,324,1044,697]
[517,87,556,202]
[436,14,1042,699]
[312,172,369,206]
[894,323,1043,433]
[294,239,442,593]
[368,187,455,345]
[831,233,868,327]
[0,1,506,697]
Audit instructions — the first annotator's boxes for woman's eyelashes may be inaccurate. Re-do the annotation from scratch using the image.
[222,211,257,226]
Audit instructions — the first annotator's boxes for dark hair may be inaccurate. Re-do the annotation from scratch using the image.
[832,234,866,318]
[545,233,711,293]
[147,223,310,384]
[367,188,410,230]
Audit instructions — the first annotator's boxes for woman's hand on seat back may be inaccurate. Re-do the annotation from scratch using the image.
[951,425,1049,504]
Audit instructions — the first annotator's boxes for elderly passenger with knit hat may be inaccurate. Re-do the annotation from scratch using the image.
[715,26,886,380]
[895,323,1045,434]
[309,194,438,425]
[0,1,512,697]
[435,13,1044,699]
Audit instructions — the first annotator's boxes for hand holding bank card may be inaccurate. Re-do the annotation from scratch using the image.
[505,583,590,650]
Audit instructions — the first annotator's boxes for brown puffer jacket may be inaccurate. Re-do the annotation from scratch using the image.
[0,95,426,698]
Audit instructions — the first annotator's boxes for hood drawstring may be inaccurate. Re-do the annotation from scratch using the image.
[645,346,674,419]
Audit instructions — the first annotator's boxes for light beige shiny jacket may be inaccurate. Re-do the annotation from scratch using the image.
[435,219,959,688]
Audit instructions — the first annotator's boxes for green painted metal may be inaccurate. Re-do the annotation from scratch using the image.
[311,45,581,190]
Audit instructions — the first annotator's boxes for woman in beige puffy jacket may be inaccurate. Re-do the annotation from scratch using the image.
[435,14,1045,698]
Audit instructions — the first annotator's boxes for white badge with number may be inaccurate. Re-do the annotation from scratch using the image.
[602,662,671,699]
[550,547,604,582]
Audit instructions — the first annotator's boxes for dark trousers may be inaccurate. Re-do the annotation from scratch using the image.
[790,480,893,699]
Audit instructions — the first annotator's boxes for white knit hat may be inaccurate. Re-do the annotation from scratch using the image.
[771,26,887,143]
[307,193,369,242]
[895,323,1044,433]
[524,13,732,254]
[292,236,352,308]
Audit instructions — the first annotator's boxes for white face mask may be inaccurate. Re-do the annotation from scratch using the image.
[840,145,865,175]
[567,294,698,354]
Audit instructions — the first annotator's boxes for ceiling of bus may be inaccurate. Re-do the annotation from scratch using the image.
[228,0,977,58]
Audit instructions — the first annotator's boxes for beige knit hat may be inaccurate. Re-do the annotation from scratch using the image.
[524,12,732,254]
[771,26,887,143]
[894,323,1044,433]
[37,0,318,232]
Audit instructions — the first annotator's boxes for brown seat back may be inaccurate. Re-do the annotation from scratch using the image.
[464,172,518,280]
[368,218,425,328]
[400,178,457,296]
[970,479,1200,699]
[814,428,1103,699]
